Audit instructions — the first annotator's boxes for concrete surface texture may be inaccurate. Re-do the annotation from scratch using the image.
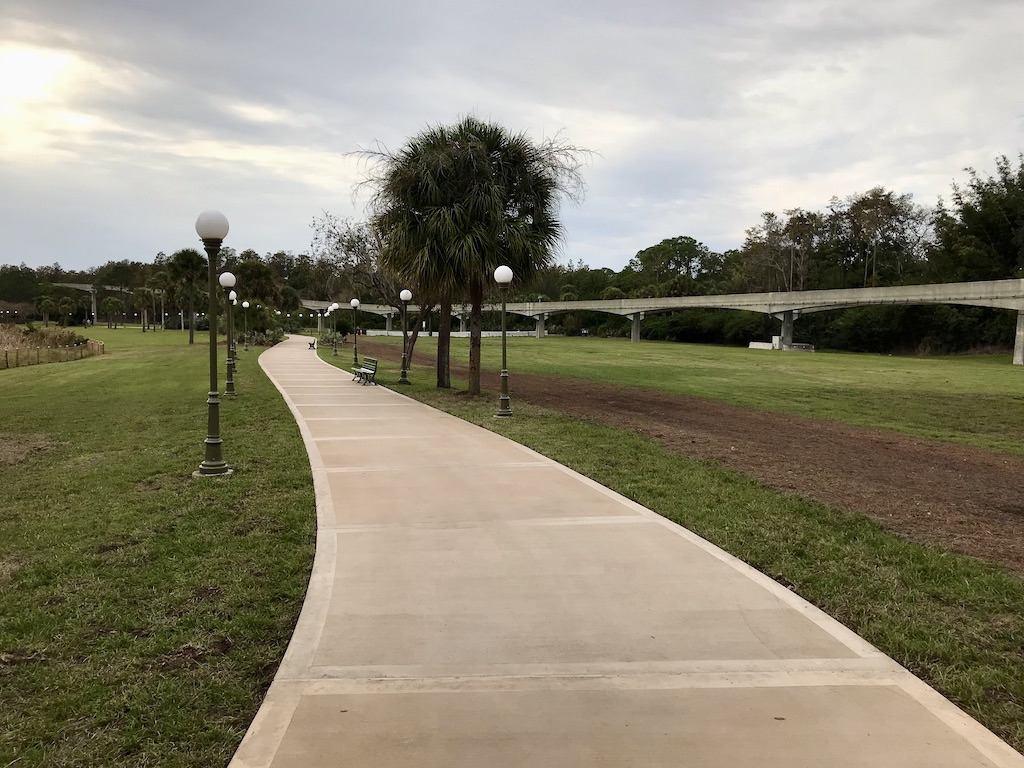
[229,334,1024,767]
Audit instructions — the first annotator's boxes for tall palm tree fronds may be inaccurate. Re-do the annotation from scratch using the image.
[359,116,589,393]
[168,248,207,345]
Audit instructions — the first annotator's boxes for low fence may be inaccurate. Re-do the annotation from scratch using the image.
[1,340,105,370]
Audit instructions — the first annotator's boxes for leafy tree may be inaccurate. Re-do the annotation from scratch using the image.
[363,116,588,393]
[931,154,1024,281]
[601,286,627,300]
[0,264,41,302]
[168,248,207,344]
[232,259,281,307]
[628,236,712,286]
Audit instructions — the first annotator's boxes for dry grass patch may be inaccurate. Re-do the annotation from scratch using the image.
[0,432,61,465]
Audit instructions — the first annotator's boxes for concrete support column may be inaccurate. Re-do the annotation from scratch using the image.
[385,313,392,332]
[631,312,644,342]
[1014,309,1024,365]
[780,310,795,348]
[317,313,323,333]
[90,289,98,325]
[535,314,546,339]
[459,314,467,333]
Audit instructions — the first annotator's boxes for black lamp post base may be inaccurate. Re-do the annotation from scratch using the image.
[193,465,233,478]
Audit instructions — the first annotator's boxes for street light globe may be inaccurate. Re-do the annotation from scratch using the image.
[400,289,412,302]
[494,265,514,284]
[350,298,360,309]
[219,271,236,288]
[242,301,249,308]
[330,302,339,311]
[196,210,229,240]
[228,290,237,301]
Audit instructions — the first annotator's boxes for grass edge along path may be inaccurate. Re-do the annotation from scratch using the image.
[319,349,1024,755]
[0,329,315,767]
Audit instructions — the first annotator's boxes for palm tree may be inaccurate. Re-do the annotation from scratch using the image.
[37,296,56,327]
[146,272,169,329]
[133,288,154,332]
[168,248,207,344]
[363,116,588,393]
[57,296,75,326]
[101,296,122,328]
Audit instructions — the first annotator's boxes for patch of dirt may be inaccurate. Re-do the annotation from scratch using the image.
[0,556,24,583]
[0,649,47,666]
[365,340,1024,575]
[0,433,61,465]
[147,637,234,671]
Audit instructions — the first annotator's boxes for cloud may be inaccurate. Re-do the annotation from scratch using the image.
[1,0,1022,274]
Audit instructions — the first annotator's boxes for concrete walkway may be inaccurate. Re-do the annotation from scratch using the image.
[229,335,1024,767]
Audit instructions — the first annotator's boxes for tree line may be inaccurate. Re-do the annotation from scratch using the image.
[1,122,1022,370]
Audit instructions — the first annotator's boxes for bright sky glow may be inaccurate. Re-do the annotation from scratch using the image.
[1,1,1022,273]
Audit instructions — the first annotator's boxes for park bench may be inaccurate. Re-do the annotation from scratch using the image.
[351,357,378,385]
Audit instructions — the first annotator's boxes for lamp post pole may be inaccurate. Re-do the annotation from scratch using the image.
[230,295,238,377]
[229,293,237,365]
[220,273,236,397]
[350,298,360,366]
[242,301,249,350]
[194,210,232,477]
[398,289,412,384]
[494,266,513,417]
[330,302,340,355]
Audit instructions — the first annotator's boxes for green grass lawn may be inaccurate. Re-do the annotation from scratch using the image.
[370,334,1024,454]
[5,328,1022,763]
[0,328,315,767]
[323,338,1024,753]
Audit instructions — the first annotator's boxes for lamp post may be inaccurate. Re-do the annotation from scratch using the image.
[330,302,340,355]
[241,301,249,350]
[494,265,513,417]
[194,210,232,477]
[229,291,237,360]
[350,298,360,366]
[219,272,236,398]
[230,294,238,376]
[398,289,412,385]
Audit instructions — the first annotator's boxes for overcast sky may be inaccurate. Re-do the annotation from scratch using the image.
[1,0,1021,274]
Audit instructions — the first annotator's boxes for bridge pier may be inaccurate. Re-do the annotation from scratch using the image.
[1014,310,1024,365]
[385,313,393,332]
[631,312,644,342]
[459,314,467,333]
[780,310,795,348]
[535,314,546,339]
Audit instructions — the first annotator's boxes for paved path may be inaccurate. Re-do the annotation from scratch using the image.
[229,335,1024,767]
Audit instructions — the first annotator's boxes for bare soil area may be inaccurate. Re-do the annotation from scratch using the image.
[365,341,1024,574]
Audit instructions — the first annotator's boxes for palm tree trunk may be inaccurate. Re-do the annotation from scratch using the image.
[467,276,483,395]
[188,295,195,344]
[436,296,451,389]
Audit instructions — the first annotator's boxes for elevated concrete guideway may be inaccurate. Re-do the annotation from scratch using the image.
[227,334,1024,767]
[302,278,1024,362]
